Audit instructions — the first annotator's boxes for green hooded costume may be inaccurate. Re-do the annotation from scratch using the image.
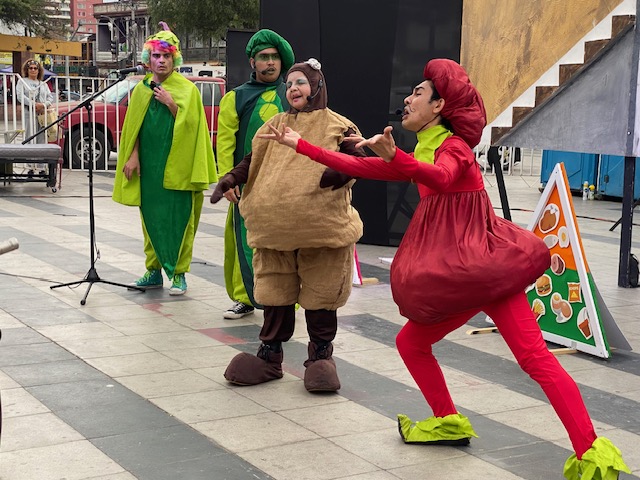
[216,29,294,307]
[113,71,216,279]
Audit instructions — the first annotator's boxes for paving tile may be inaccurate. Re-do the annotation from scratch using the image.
[0,342,76,367]
[1,387,50,417]
[58,336,154,358]
[133,330,222,351]
[151,388,268,423]
[330,426,467,470]
[240,438,378,480]
[0,412,84,452]
[0,440,125,480]
[0,368,20,389]
[0,326,50,346]
[101,316,188,336]
[334,472,401,480]
[35,322,124,342]
[85,473,138,480]
[92,424,271,480]
[449,382,547,415]
[1,359,106,387]
[279,401,394,438]
[160,344,243,369]
[389,453,528,480]
[85,352,185,377]
[234,377,348,412]
[0,313,22,329]
[7,305,98,327]
[116,369,221,398]
[26,378,145,411]
[337,347,411,374]
[193,411,318,453]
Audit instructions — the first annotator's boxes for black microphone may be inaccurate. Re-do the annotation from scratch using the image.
[115,65,146,76]
[306,79,324,102]
[395,108,404,115]
[259,69,271,75]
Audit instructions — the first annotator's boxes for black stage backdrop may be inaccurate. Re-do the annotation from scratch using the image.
[225,30,256,91]
[243,0,463,245]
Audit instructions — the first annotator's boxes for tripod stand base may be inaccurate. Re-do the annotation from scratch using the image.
[609,199,640,231]
[51,267,145,305]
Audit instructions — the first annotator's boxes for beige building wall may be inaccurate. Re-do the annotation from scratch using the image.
[461,0,623,123]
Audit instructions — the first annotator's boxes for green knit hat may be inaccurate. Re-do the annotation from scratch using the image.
[245,29,295,71]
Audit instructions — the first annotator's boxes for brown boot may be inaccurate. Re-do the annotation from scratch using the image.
[303,342,340,392]
[224,343,284,385]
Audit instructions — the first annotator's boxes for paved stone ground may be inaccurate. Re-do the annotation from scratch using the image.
[0,168,638,480]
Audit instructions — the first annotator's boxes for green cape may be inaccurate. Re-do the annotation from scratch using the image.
[112,72,217,206]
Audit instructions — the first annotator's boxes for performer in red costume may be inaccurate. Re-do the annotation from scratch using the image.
[260,59,629,480]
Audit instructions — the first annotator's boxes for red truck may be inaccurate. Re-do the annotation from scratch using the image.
[55,75,225,170]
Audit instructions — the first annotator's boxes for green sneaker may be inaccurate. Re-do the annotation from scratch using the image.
[169,273,187,296]
[130,269,163,289]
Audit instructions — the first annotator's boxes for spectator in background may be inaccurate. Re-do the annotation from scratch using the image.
[15,59,54,144]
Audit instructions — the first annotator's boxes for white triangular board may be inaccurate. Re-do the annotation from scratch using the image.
[526,163,615,358]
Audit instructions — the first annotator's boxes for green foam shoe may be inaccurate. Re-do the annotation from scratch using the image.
[563,437,630,480]
[130,269,163,289]
[397,413,478,445]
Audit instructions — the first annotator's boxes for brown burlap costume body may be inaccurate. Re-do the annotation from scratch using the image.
[214,60,363,391]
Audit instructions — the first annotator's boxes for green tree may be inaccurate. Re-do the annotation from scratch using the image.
[0,0,54,37]
[147,0,259,41]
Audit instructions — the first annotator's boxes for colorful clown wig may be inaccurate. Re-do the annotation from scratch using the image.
[141,26,183,67]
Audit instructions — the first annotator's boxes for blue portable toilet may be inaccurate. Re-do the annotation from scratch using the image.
[540,150,598,192]
[598,155,640,199]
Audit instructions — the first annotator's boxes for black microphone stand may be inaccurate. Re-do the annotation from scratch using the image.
[38,73,146,305]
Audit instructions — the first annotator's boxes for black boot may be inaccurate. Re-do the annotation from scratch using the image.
[224,343,283,385]
[303,341,340,392]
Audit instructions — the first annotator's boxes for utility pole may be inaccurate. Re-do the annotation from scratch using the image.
[129,0,137,66]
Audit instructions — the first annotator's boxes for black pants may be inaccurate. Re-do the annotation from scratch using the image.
[259,305,337,345]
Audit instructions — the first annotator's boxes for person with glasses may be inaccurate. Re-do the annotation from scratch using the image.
[212,29,295,320]
[259,58,630,480]
[15,59,54,144]
[211,59,364,392]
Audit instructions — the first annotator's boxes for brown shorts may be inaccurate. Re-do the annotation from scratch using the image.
[253,245,354,310]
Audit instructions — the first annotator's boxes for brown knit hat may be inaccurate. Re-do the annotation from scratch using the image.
[285,58,327,113]
[423,59,486,148]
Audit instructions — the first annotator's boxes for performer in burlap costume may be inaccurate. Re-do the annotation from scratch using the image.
[211,58,363,391]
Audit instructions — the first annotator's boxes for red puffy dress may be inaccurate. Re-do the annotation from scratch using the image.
[296,134,550,324]
[297,134,601,460]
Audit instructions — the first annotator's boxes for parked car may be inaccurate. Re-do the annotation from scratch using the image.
[55,75,225,170]
[58,90,83,102]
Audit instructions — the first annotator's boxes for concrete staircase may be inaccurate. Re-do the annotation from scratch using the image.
[491,14,636,146]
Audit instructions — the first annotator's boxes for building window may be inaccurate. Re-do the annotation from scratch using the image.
[78,3,85,8]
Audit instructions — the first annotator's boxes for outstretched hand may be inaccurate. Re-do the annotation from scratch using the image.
[354,126,397,162]
[258,123,301,150]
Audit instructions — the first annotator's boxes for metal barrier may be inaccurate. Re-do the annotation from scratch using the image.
[1,73,221,173]
[475,144,543,178]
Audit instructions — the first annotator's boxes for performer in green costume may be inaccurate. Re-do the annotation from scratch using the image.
[113,24,217,295]
[212,29,294,319]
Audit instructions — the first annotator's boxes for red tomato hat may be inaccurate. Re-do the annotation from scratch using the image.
[423,59,487,148]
